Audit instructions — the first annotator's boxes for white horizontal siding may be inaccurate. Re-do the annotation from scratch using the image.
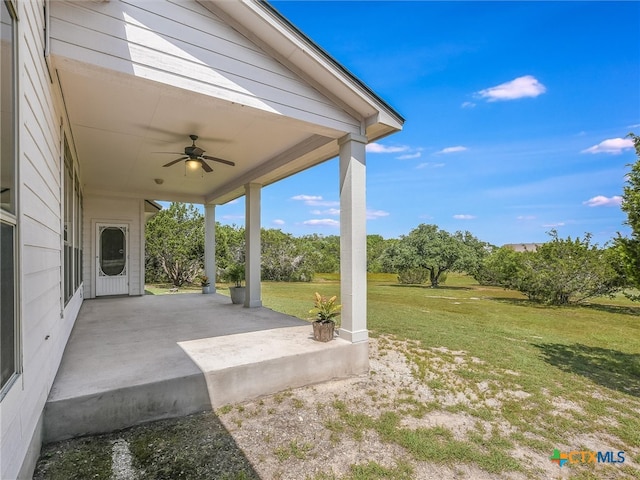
[0,409,22,478]
[0,0,77,478]
[22,188,59,234]
[49,0,359,133]
[21,283,60,350]
[21,152,59,217]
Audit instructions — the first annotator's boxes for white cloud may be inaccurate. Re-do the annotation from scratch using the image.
[397,152,422,160]
[628,123,640,128]
[453,214,476,220]
[311,208,340,216]
[461,101,476,109]
[292,194,339,207]
[583,195,623,207]
[434,146,468,155]
[581,138,634,155]
[291,194,322,202]
[542,222,565,228]
[303,219,340,228]
[308,200,340,207]
[272,219,285,225]
[517,215,537,221]
[367,209,390,220]
[416,162,445,169]
[477,75,546,101]
[222,214,244,220]
[307,208,388,220]
[366,143,409,154]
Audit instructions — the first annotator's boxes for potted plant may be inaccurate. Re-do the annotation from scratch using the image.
[200,275,211,294]
[309,292,341,342]
[225,263,245,304]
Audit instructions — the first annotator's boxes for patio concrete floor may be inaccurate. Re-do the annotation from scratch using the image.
[43,293,368,443]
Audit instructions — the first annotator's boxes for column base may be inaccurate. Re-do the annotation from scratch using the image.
[244,300,262,308]
[338,328,368,343]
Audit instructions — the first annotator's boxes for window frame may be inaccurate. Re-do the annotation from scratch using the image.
[0,0,20,399]
[62,135,83,307]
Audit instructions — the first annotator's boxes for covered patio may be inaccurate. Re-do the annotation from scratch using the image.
[43,0,403,444]
[49,0,402,340]
[43,293,368,443]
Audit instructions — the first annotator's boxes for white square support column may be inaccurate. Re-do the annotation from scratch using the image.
[339,133,368,343]
[204,204,216,293]
[244,183,262,308]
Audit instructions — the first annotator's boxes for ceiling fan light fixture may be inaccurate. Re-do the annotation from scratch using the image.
[157,135,234,173]
[186,158,200,170]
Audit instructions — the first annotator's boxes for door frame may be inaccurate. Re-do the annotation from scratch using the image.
[95,222,129,297]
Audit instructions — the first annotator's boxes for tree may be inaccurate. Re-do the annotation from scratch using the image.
[380,224,488,287]
[215,223,245,272]
[482,231,624,304]
[301,234,340,273]
[261,228,316,281]
[366,234,389,273]
[299,234,394,274]
[474,245,529,287]
[616,132,640,300]
[145,203,204,286]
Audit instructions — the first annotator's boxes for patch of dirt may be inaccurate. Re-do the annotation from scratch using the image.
[550,397,585,415]
[399,411,480,440]
[215,337,545,479]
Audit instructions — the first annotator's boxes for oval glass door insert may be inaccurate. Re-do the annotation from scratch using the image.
[100,227,126,276]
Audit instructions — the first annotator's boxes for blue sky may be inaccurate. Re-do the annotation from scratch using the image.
[215,1,640,247]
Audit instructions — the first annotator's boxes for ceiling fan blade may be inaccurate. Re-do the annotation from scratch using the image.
[200,160,213,173]
[153,152,185,155]
[202,155,235,167]
[163,157,188,167]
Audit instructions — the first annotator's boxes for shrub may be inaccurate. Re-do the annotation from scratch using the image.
[397,268,429,285]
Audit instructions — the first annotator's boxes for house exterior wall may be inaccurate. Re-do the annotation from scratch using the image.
[0,1,83,479]
[83,195,146,299]
[49,0,360,134]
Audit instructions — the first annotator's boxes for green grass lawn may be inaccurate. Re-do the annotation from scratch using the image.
[261,273,640,478]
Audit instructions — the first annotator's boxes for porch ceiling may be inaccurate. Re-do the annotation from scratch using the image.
[50,0,403,206]
[56,63,341,205]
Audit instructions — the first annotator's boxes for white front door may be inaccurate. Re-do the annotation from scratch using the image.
[96,224,129,296]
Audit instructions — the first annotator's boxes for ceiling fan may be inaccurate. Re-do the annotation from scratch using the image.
[156,134,235,173]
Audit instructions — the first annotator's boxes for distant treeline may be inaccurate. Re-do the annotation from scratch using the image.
[147,134,640,304]
[144,203,391,286]
[145,203,634,306]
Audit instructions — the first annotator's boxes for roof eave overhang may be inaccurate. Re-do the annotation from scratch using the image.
[198,0,405,142]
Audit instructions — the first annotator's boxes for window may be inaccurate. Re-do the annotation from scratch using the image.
[1,0,15,213]
[1,0,18,393]
[63,136,83,305]
[0,223,16,390]
[74,176,82,289]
